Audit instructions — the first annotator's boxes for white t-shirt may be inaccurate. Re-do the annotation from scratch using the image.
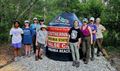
[96,24,106,39]
[10,27,23,44]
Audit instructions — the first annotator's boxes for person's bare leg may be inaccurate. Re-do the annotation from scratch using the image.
[35,47,39,61]
[17,48,20,56]
[28,45,31,56]
[26,45,29,56]
[38,48,43,59]
[13,48,18,61]
[24,45,27,56]
[14,48,17,57]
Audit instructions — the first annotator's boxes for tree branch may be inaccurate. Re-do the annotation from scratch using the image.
[17,0,38,19]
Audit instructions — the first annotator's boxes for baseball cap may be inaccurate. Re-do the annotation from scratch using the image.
[33,17,38,20]
[83,18,88,23]
[24,20,30,23]
[90,17,95,21]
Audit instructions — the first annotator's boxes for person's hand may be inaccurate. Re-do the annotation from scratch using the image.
[36,42,38,47]
[77,43,80,48]
[91,40,93,45]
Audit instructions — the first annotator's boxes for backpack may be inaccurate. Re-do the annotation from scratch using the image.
[81,26,90,37]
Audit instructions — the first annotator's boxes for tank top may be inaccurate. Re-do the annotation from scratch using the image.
[81,25,90,37]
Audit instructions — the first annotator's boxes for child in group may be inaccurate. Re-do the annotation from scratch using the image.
[10,21,23,61]
[22,20,33,57]
[35,25,48,61]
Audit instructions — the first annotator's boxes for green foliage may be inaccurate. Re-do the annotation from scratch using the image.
[0,0,119,47]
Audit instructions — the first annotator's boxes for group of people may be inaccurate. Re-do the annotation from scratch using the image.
[9,17,106,68]
[68,17,106,67]
[10,17,47,61]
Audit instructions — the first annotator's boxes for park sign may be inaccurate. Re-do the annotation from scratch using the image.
[47,12,82,53]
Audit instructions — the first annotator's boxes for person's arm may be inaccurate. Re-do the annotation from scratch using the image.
[88,26,93,44]
[101,25,106,32]
[67,28,72,45]
[92,25,97,34]
[36,32,38,46]
[45,31,48,45]
[77,30,82,48]
[77,38,81,48]
[67,34,70,46]
[20,28,24,35]
[9,29,13,42]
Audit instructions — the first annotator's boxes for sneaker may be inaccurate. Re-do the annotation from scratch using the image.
[38,55,43,60]
[28,54,31,57]
[84,61,88,64]
[72,61,76,66]
[14,57,19,62]
[75,61,80,68]
[91,57,95,61]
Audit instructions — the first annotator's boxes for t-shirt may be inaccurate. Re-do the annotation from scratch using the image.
[10,27,23,44]
[22,28,33,44]
[96,24,106,39]
[68,27,82,43]
[30,23,37,36]
[36,24,41,32]
[88,24,97,41]
[37,30,48,44]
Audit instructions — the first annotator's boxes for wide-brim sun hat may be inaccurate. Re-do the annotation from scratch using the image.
[41,25,47,28]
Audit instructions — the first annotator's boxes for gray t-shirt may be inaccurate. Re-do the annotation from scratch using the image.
[37,30,47,44]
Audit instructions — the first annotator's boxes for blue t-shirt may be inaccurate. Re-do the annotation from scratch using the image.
[30,23,37,36]
[88,24,97,41]
[22,28,33,44]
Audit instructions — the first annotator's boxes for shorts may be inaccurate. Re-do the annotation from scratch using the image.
[12,43,22,48]
[37,43,45,49]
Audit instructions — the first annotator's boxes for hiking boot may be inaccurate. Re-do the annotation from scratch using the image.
[75,61,80,68]
[72,61,76,66]
[35,56,39,61]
